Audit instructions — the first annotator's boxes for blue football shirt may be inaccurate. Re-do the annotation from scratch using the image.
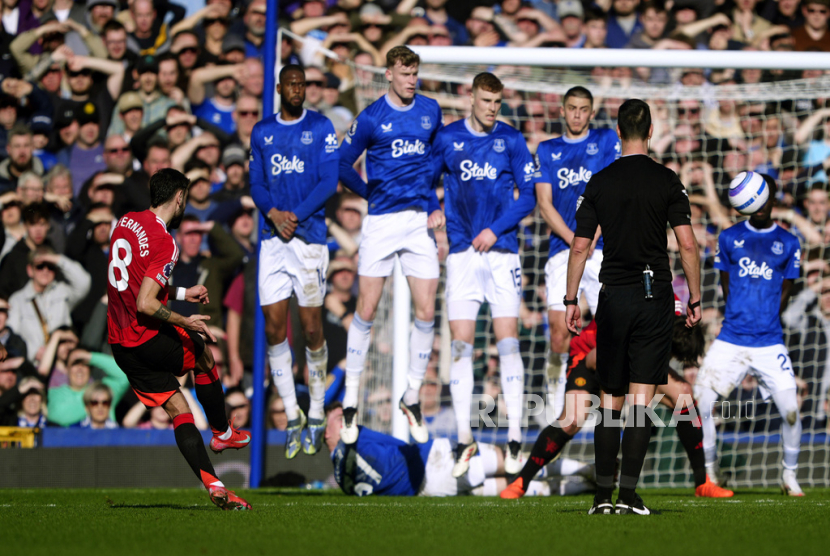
[714,221,801,347]
[536,128,620,257]
[249,109,340,244]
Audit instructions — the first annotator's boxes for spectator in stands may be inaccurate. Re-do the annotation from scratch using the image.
[1,126,43,194]
[78,382,118,429]
[606,0,644,48]
[732,0,774,44]
[761,0,805,28]
[10,19,107,76]
[38,328,78,388]
[1,78,53,154]
[47,348,128,427]
[103,20,134,65]
[128,0,169,56]
[68,103,107,192]
[581,6,609,48]
[156,53,187,108]
[268,392,288,430]
[169,2,231,63]
[0,356,26,426]
[0,296,27,360]
[242,0,266,58]
[424,0,469,45]
[795,106,830,184]
[65,203,113,331]
[56,52,125,133]
[304,65,330,114]
[7,245,90,361]
[102,135,135,182]
[114,137,170,217]
[170,30,202,89]
[794,0,830,50]
[225,387,250,428]
[215,145,249,202]
[0,202,53,299]
[421,364,455,438]
[16,376,46,428]
[627,0,669,48]
[85,0,117,34]
[188,62,243,135]
[329,192,364,256]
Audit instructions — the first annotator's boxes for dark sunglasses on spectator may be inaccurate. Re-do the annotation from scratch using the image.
[105,146,130,154]
[204,17,228,25]
[88,399,111,407]
[0,307,8,313]
[238,110,259,117]
[678,107,700,115]
[45,66,62,74]
[228,403,249,411]
[306,80,324,87]
[807,7,829,14]
[35,263,57,271]
[176,46,199,55]
[68,69,92,77]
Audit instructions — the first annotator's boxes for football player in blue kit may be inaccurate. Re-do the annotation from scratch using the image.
[249,65,340,458]
[694,174,804,496]
[535,87,621,422]
[431,72,538,476]
[337,46,445,445]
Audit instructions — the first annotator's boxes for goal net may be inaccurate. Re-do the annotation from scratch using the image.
[337,49,830,490]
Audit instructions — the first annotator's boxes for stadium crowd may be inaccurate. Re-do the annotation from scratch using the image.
[0,0,829,444]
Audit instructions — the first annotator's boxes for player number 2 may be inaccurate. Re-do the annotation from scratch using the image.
[108,238,133,292]
[777,353,793,376]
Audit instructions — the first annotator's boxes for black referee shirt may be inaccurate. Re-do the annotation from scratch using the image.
[574,154,691,286]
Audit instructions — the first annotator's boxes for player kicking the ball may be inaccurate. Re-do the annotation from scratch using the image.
[501,299,734,500]
[337,46,445,444]
[431,72,538,475]
[249,65,340,459]
[108,169,250,510]
[694,174,804,496]
[535,87,621,421]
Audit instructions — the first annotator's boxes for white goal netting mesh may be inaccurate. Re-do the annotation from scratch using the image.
[346,59,830,489]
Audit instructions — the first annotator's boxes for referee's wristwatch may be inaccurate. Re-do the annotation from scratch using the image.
[563,296,579,306]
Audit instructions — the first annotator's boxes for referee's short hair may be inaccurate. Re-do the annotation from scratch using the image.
[618,99,652,141]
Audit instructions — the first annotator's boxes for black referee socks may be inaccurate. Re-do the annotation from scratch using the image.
[619,405,653,504]
[594,408,622,500]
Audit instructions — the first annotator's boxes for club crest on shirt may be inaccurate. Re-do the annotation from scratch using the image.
[794,249,801,268]
[772,241,784,255]
[493,138,506,153]
[349,120,358,136]
[421,116,432,130]
[586,143,598,155]
[301,131,313,145]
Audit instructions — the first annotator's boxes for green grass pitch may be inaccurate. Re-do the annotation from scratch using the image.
[2,488,827,556]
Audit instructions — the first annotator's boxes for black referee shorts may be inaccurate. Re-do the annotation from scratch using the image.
[594,281,673,394]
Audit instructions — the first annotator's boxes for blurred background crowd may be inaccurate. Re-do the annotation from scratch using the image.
[1,0,830,442]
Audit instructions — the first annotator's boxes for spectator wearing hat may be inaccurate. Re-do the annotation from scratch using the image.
[10,19,107,77]
[188,61,244,135]
[794,0,830,50]
[1,125,43,194]
[8,244,91,362]
[243,0,267,58]
[112,91,144,141]
[606,0,644,49]
[556,0,587,47]
[30,115,58,172]
[52,104,78,167]
[16,375,47,428]
[214,144,249,203]
[110,55,176,137]
[222,34,247,64]
[68,102,106,194]
[85,0,118,34]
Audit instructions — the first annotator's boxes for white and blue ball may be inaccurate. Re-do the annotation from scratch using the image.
[729,171,769,215]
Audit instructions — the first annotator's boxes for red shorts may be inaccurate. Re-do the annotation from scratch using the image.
[111,324,206,407]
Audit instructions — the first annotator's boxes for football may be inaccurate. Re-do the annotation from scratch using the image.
[729,171,769,215]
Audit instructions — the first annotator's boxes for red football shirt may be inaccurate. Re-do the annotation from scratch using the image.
[107,211,179,347]
[568,294,682,360]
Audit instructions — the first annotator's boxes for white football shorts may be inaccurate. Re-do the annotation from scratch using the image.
[446,247,522,321]
[694,339,797,400]
[258,236,329,307]
[358,210,439,279]
[546,248,603,313]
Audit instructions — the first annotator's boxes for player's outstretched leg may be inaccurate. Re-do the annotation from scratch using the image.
[398,317,433,443]
[772,388,804,496]
[166,393,251,510]
[450,339,477,478]
[497,337,525,474]
[189,345,249,454]
[501,425,575,499]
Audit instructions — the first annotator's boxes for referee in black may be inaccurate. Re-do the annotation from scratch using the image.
[564,99,702,515]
